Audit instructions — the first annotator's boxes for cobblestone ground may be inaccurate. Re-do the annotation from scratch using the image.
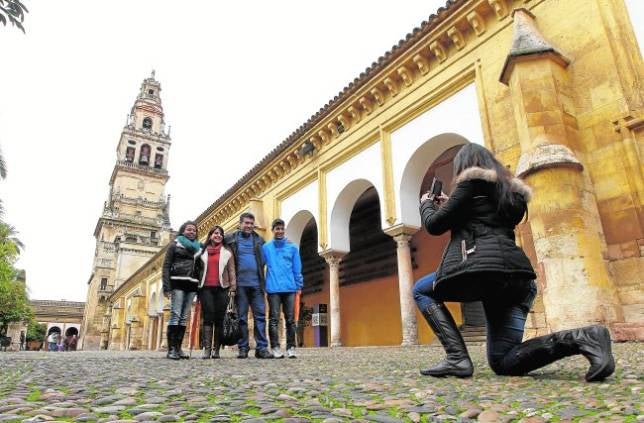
[0,343,641,423]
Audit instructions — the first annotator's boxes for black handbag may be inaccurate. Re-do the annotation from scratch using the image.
[219,292,241,346]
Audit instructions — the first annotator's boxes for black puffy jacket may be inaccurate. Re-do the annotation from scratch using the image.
[420,166,536,292]
[162,240,200,293]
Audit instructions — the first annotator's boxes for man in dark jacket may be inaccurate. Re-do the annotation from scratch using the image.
[224,212,271,359]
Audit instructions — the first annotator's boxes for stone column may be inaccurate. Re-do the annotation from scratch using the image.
[321,250,345,347]
[500,9,623,330]
[385,225,419,346]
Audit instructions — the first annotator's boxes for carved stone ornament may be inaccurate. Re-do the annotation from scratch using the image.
[516,143,583,177]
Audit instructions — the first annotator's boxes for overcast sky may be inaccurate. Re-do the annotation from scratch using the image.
[0,0,449,301]
[1,1,642,303]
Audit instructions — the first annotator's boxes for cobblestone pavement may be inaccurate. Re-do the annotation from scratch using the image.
[0,343,641,423]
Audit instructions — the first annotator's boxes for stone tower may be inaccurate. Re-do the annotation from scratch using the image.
[79,72,173,350]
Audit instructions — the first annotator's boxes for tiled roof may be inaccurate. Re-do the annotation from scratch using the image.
[196,0,466,223]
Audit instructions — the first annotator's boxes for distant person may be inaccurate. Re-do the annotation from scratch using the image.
[47,332,58,352]
[163,221,201,360]
[70,334,78,351]
[196,225,236,359]
[19,331,25,351]
[262,218,303,359]
[224,212,271,359]
[413,143,614,381]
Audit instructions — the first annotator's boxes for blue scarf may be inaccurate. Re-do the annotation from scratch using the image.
[176,235,201,253]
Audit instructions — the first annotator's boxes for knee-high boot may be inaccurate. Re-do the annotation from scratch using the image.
[176,326,190,359]
[500,325,614,382]
[166,326,180,360]
[212,324,221,359]
[420,302,473,377]
[202,324,213,359]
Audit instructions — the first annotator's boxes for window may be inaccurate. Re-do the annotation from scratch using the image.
[156,146,164,152]
[127,140,136,145]
[154,154,163,169]
[125,147,135,163]
[100,278,108,290]
[148,89,154,95]
[139,144,151,165]
[142,117,152,130]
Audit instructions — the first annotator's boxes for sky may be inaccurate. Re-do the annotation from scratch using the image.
[0,0,449,301]
[1,1,642,303]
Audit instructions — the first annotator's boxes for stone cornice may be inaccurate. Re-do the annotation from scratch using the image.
[120,126,171,144]
[109,161,169,185]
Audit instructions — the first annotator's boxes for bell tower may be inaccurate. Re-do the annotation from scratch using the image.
[80,72,174,350]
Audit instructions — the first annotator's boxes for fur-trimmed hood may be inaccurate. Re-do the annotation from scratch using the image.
[454,166,532,202]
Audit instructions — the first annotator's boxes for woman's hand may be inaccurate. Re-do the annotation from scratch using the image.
[435,193,449,206]
[420,192,434,203]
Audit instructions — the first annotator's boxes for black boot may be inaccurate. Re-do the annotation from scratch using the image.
[176,326,190,359]
[505,325,614,382]
[212,329,220,359]
[202,324,213,360]
[420,303,473,377]
[166,326,180,360]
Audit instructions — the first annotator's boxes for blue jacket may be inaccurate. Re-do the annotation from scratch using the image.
[262,238,303,294]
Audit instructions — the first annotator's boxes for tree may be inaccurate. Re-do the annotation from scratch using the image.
[0,221,30,336]
[0,0,28,33]
[0,278,32,337]
[26,320,46,342]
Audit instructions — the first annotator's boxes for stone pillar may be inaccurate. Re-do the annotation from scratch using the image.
[160,301,171,349]
[385,225,419,346]
[321,250,345,347]
[500,9,623,330]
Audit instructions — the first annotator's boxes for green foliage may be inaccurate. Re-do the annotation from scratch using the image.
[0,223,31,336]
[26,320,46,342]
[0,0,28,33]
[0,277,32,336]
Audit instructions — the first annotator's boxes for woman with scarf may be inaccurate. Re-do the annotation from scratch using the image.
[162,221,202,360]
[195,225,236,359]
[413,143,614,382]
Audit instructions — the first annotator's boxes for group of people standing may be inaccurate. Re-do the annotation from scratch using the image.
[162,213,303,360]
[46,331,77,352]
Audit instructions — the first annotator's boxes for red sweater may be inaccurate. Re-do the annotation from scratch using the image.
[204,245,221,287]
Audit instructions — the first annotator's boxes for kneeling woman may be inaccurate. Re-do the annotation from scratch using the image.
[414,143,614,382]
[162,221,202,360]
[196,226,236,359]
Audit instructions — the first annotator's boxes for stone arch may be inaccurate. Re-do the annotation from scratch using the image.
[399,133,470,227]
[285,210,316,247]
[47,326,61,335]
[65,327,78,337]
[329,178,383,253]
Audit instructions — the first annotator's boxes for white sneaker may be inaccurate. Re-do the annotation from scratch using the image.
[287,347,297,359]
[272,346,284,359]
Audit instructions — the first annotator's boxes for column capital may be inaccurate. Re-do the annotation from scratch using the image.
[383,224,419,239]
[319,249,346,268]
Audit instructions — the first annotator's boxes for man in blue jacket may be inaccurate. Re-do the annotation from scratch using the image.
[262,218,303,358]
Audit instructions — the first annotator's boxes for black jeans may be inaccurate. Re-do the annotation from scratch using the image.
[199,286,229,343]
[413,272,538,374]
[268,293,296,349]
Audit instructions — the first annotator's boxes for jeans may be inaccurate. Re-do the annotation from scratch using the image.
[268,293,296,349]
[413,272,537,373]
[236,285,268,351]
[169,289,196,326]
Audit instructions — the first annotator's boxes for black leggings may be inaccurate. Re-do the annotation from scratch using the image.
[199,286,229,328]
